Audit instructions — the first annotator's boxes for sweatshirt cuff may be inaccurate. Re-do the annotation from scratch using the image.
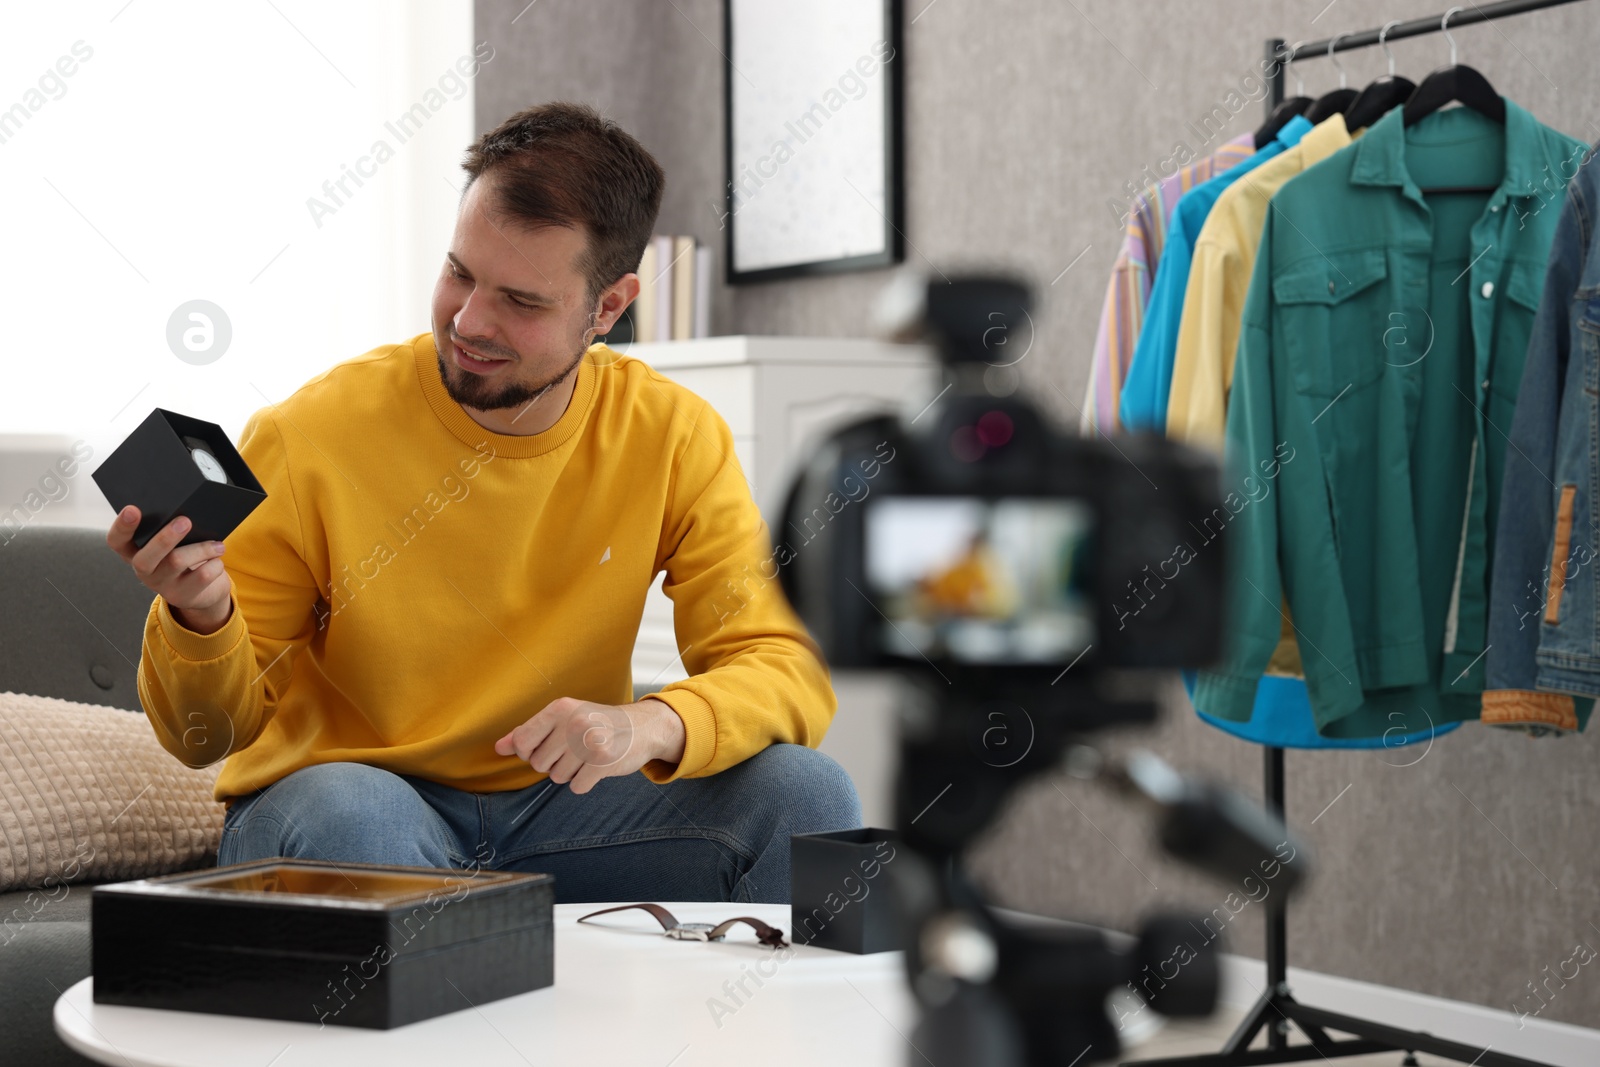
[638,687,717,783]
[155,592,246,662]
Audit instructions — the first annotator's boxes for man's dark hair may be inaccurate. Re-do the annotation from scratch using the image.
[461,101,665,307]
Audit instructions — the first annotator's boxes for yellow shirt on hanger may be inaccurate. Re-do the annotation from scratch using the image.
[1166,115,1359,449]
[1166,114,1358,681]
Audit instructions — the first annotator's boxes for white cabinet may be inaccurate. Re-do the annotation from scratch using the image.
[626,336,936,826]
[624,335,938,689]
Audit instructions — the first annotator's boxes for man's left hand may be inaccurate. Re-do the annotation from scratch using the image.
[494,697,686,794]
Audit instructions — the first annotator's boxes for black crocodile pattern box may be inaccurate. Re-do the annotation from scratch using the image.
[91,858,555,1029]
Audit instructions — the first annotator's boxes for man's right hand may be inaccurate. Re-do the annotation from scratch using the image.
[108,505,233,635]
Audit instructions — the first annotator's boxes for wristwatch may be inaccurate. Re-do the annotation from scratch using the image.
[576,902,789,948]
[182,435,233,485]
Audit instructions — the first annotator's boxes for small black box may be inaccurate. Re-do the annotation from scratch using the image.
[790,827,903,954]
[90,407,266,550]
[92,858,555,1029]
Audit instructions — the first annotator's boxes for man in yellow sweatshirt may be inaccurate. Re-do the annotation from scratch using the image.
[109,101,861,904]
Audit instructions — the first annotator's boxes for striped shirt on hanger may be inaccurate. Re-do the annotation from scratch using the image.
[1083,133,1254,434]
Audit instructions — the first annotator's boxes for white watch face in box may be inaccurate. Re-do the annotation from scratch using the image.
[182,435,232,485]
[192,447,227,483]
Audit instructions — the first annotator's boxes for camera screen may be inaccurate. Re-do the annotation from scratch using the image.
[864,496,1095,664]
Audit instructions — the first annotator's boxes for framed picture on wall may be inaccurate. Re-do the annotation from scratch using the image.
[722,0,904,284]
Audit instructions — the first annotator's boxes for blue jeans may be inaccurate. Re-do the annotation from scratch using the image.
[217,744,863,904]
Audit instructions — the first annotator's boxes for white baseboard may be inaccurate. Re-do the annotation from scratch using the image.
[1217,953,1600,1067]
[988,908,1600,1066]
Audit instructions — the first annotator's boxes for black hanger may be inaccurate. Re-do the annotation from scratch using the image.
[1402,9,1504,194]
[1255,97,1311,149]
[1303,35,1358,125]
[1255,43,1311,149]
[1402,10,1506,126]
[1402,65,1505,126]
[1343,21,1415,132]
[1306,88,1358,124]
[1344,77,1416,131]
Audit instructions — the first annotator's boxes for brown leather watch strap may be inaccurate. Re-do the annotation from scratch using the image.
[576,902,680,932]
[707,915,789,948]
[576,903,789,948]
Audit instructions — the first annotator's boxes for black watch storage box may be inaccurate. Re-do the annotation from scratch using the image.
[91,858,556,1029]
[790,827,904,954]
[90,407,267,550]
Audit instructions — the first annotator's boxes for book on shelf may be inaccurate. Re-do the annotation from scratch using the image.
[670,235,695,341]
[649,234,673,342]
[693,245,712,341]
[623,234,715,344]
[632,241,659,346]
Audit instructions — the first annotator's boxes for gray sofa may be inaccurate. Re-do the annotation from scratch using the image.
[0,523,211,1066]
[0,522,665,1065]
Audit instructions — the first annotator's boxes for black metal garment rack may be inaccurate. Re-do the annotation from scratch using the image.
[1122,2,1589,1066]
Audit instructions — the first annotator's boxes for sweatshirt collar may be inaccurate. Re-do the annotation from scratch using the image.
[412,331,599,459]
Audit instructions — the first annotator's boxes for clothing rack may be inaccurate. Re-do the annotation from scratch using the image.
[1123,2,1589,1066]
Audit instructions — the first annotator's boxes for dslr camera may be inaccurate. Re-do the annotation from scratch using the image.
[775,275,1306,1066]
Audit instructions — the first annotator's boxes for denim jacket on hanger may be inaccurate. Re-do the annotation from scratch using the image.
[1485,139,1600,732]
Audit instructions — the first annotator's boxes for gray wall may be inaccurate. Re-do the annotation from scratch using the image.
[475,0,1600,1027]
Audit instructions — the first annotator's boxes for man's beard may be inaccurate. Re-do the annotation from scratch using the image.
[437,338,587,423]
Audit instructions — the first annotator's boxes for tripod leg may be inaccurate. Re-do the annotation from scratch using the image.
[1219,990,1275,1055]
[1290,1017,1334,1048]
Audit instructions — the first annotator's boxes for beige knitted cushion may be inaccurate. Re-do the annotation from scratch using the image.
[0,691,223,892]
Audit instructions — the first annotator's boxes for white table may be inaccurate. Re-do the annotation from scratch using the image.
[55,902,917,1067]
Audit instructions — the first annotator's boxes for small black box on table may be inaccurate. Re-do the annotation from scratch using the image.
[790,827,903,954]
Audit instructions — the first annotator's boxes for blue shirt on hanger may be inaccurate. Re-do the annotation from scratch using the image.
[1186,673,1460,749]
[1119,114,1313,433]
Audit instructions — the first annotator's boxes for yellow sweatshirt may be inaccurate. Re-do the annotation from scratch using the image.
[136,331,838,804]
